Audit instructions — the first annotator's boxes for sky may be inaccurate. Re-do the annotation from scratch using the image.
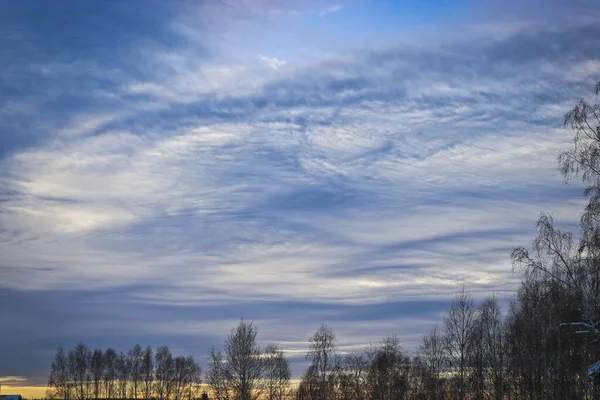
[1,0,600,395]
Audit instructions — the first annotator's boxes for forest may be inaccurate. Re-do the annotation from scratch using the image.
[46,81,600,400]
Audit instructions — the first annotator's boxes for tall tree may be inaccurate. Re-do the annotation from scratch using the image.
[505,280,551,398]
[116,352,130,400]
[306,325,337,400]
[264,344,291,400]
[69,344,91,400]
[48,347,72,400]
[443,286,475,400]
[296,365,320,400]
[223,320,265,400]
[141,346,154,400]
[416,326,445,400]
[90,349,105,400]
[365,336,409,400]
[337,353,368,400]
[154,346,175,400]
[557,79,600,388]
[478,296,506,400]
[129,344,143,399]
[512,214,597,396]
[104,348,118,400]
[173,355,202,400]
[206,348,230,400]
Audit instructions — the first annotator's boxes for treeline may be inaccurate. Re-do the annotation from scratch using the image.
[47,344,202,400]
[47,81,600,400]
[46,291,597,400]
[46,322,292,400]
[295,288,595,400]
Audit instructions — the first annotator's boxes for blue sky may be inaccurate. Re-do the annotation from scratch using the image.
[1,0,600,386]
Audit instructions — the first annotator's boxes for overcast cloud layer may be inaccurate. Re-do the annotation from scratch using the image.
[1,0,600,385]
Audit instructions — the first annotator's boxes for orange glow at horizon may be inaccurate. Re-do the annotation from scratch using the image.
[0,385,48,399]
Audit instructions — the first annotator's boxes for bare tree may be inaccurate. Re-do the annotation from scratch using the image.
[264,344,291,400]
[173,355,202,400]
[207,348,230,400]
[104,348,118,400]
[297,365,320,400]
[336,353,368,400]
[69,344,91,400]
[128,345,143,399]
[557,79,600,388]
[116,352,130,399]
[479,296,506,400]
[505,280,555,399]
[154,346,175,400]
[443,286,475,400]
[560,80,600,246]
[90,349,105,400]
[416,326,445,400]
[511,213,600,393]
[189,365,203,400]
[223,320,265,400]
[365,336,409,400]
[141,346,154,400]
[306,325,337,400]
[49,347,73,400]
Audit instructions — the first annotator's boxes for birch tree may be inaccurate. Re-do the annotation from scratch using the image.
[306,325,337,400]
[223,321,265,400]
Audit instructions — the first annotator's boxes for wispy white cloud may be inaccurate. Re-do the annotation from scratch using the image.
[259,55,287,69]
[263,2,343,18]
[318,5,342,17]
[1,0,598,383]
